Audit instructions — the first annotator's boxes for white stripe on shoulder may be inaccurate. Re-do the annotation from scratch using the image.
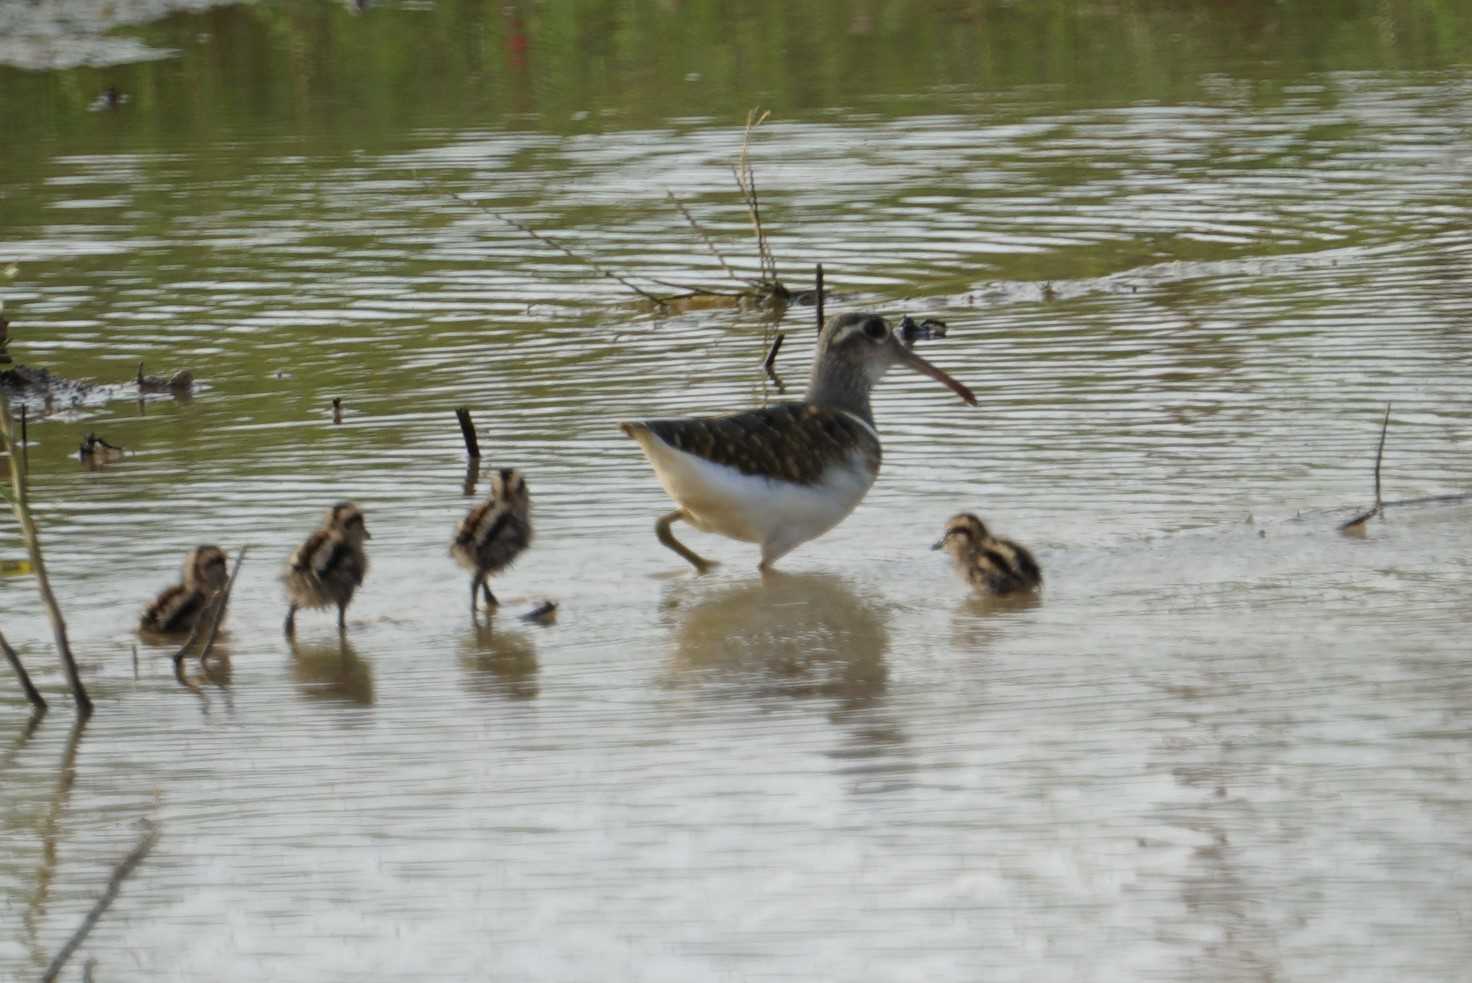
[836,410,880,442]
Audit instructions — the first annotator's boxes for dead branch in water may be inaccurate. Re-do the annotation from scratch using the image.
[667,191,751,287]
[172,547,247,668]
[2,625,47,711]
[439,187,672,305]
[1340,404,1391,531]
[815,264,824,332]
[40,818,160,983]
[455,408,482,460]
[0,393,92,714]
[762,332,786,373]
[733,108,777,284]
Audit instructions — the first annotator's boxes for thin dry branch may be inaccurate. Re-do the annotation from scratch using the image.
[666,190,752,287]
[439,186,672,305]
[41,819,160,983]
[172,548,247,666]
[0,394,92,714]
[733,108,777,283]
[1340,403,1391,531]
[1,625,47,711]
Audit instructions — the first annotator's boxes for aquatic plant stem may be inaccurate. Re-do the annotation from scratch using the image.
[666,190,751,287]
[455,408,482,460]
[0,393,92,714]
[1340,403,1391,531]
[1,625,47,711]
[172,547,247,668]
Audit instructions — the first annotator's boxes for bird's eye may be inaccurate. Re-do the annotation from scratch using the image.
[863,319,888,341]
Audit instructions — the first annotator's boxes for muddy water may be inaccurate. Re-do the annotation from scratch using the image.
[3,2,1472,980]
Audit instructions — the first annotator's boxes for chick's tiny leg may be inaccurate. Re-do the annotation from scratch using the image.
[470,574,482,616]
[284,604,298,638]
[656,509,716,574]
[481,579,498,608]
[337,603,348,632]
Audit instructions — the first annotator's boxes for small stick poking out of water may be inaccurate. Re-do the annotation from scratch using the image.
[521,600,558,625]
[456,408,481,460]
[1340,403,1391,531]
[762,332,786,372]
[815,264,824,333]
[332,398,343,425]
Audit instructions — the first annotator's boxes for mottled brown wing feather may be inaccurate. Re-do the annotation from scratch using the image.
[633,403,881,486]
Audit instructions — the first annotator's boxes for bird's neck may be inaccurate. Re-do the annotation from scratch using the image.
[806,360,874,425]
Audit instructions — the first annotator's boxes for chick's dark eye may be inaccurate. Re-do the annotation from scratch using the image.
[863,319,888,341]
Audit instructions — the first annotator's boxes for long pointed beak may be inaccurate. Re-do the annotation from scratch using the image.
[896,346,976,406]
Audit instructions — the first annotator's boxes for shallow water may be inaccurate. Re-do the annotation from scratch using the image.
[3,2,1472,980]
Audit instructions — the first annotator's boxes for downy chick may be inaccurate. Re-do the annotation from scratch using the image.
[933,512,1042,596]
[451,468,532,615]
[140,545,229,634]
[284,502,371,635]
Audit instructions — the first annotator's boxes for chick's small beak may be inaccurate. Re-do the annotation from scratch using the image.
[931,536,946,551]
[362,528,372,540]
[896,346,976,406]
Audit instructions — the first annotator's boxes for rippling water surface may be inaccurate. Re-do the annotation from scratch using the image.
[3,2,1471,980]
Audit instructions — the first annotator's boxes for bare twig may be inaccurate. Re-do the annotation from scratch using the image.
[666,191,751,287]
[440,187,671,305]
[455,408,481,460]
[762,332,786,373]
[641,277,746,298]
[172,548,247,666]
[2,625,47,711]
[18,404,26,463]
[1340,403,1392,531]
[815,264,824,333]
[0,394,91,714]
[733,108,776,283]
[41,819,160,983]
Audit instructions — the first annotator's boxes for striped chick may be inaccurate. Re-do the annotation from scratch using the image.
[284,502,371,636]
[932,512,1042,596]
[451,468,533,616]
[140,545,230,634]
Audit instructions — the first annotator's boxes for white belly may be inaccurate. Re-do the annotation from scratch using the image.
[632,431,876,549]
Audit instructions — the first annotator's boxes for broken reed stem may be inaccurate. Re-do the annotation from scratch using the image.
[19,404,27,462]
[762,332,786,372]
[815,264,824,332]
[40,819,160,983]
[1339,403,1392,531]
[171,547,247,666]
[1,625,47,711]
[439,186,671,306]
[455,408,481,459]
[0,394,92,714]
[667,191,750,287]
[734,108,776,283]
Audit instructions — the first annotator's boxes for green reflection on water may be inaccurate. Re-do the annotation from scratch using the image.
[3,0,1469,160]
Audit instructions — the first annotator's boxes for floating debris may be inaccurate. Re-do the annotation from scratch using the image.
[899,315,948,346]
[521,600,558,625]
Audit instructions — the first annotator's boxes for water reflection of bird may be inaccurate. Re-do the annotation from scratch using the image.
[284,502,371,636]
[140,545,229,634]
[622,312,975,572]
[933,513,1042,596]
[669,571,889,709]
[451,468,533,616]
[459,622,539,701]
[289,636,374,706]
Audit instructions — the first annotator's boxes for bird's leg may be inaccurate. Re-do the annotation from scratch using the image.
[481,580,498,608]
[337,603,348,632]
[284,604,298,638]
[656,509,716,573]
[470,574,483,617]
